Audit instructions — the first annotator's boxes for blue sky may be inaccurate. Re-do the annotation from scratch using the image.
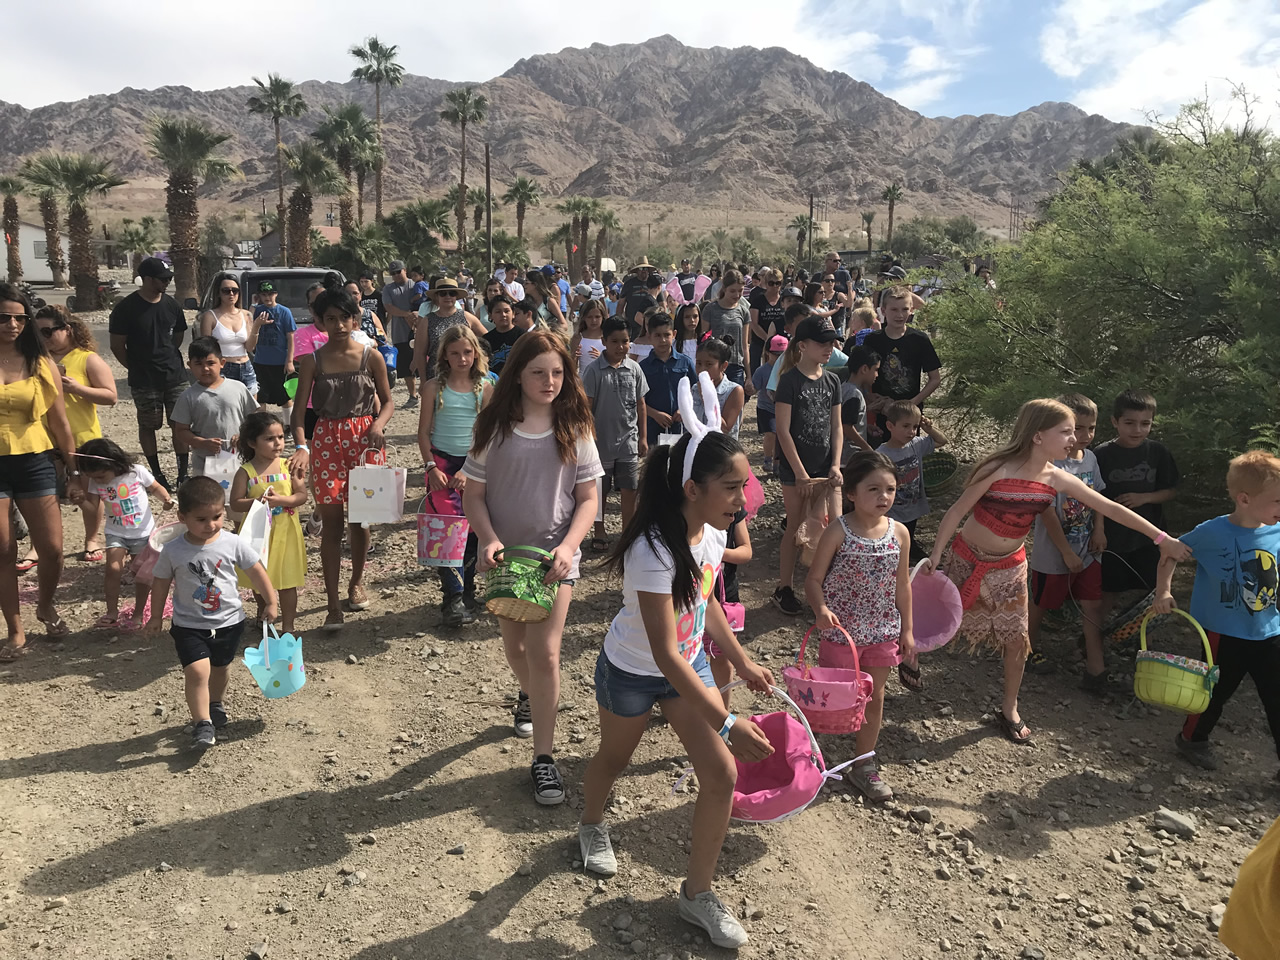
[6,0,1280,125]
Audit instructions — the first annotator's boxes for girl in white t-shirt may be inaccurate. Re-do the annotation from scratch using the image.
[570,298,607,376]
[74,437,174,630]
[577,376,774,951]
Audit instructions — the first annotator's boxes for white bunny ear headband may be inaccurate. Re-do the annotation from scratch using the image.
[676,371,722,484]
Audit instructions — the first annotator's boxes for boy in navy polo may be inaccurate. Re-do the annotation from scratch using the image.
[1155,450,1280,773]
[637,312,695,446]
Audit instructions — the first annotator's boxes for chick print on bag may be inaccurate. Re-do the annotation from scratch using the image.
[675,562,717,662]
[189,559,224,614]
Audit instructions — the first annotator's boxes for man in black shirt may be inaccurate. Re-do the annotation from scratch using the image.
[108,257,190,488]
[676,258,697,302]
[357,271,384,322]
[864,284,941,442]
[624,273,662,340]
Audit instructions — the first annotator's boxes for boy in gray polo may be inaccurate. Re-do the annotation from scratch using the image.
[582,317,648,550]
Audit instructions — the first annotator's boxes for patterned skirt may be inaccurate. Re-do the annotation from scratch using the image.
[943,534,1030,656]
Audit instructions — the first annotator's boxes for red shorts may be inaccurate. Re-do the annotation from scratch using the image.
[818,637,900,670]
[312,416,376,505]
[1031,562,1102,610]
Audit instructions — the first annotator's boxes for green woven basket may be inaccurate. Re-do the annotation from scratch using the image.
[484,546,557,623]
[922,451,960,497]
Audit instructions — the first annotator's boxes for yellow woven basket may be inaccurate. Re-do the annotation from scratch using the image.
[1133,609,1219,714]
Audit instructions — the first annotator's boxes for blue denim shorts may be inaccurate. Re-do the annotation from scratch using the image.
[594,647,714,718]
[0,451,58,499]
[223,358,258,397]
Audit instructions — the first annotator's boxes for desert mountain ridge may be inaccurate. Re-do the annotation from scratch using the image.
[0,35,1137,226]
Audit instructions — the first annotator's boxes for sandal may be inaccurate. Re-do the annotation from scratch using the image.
[80,549,105,563]
[37,614,70,638]
[15,558,37,573]
[0,642,31,662]
[898,660,923,693]
[995,709,1034,746]
[590,537,608,553]
[94,614,120,629]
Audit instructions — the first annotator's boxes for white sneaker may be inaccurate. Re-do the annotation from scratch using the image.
[578,822,617,876]
[678,882,748,949]
[531,757,564,806]
[513,694,533,739]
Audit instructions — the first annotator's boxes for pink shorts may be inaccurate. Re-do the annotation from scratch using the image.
[818,637,900,670]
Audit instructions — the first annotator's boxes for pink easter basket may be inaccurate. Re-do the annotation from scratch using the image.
[782,625,873,734]
[133,522,187,586]
[416,491,469,568]
[723,681,856,823]
[743,470,765,522]
[910,559,964,653]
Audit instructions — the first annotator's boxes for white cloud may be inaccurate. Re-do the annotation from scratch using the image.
[1040,0,1280,124]
[885,73,963,110]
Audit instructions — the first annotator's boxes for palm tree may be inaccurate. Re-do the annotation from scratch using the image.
[687,237,717,273]
[470,229,528,268]
[20,154,69,287]
[709,227,729,258]
[555,201,582,277]
[247,73,307,267]
[325,222,399,275]
[578,199,603,274]
[788,214,813,269]
[0,177,22,282]
[385,198,453,268]
[352,139,382,227]
[148,117,238,304]
[468,187,488,235]
[880,182,904,251]
[500,177,541,242]
[284,143,345,268]
[56,155,126,310]
[861,211,876,256]
[349,38,404,222]
[439,85,489,253]
[313,103,376,236]
[546,223,573,272]
[594,208,620,272]
[119,215,162,275]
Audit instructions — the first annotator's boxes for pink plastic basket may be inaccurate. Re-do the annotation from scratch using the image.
[724,681,856,823]
[416,491,469,568]
[134,522,187,586]
[743,470,765,522]
[910,560,963,653]
[782,625,873,734]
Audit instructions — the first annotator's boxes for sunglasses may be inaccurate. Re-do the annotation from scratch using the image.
[221,287,239,295]
[767,280,782,286]
[436,292,458,298]
[39,324,68,338]
[0,313,27,324]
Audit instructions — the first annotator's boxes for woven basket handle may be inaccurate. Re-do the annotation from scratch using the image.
[493,545,555,568]
[798,623,858,677]
[1139,608,1213,666]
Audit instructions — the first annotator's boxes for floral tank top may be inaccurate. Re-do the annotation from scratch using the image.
[821,516,901,646]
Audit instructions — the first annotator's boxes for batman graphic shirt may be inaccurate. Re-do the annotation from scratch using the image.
[1181,516,1280,639]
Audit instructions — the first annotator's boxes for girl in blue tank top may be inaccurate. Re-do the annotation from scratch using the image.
[417,326,494,626]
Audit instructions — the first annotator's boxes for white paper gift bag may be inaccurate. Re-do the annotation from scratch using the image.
[347,450,407,525]
[200,448,239,503]
[238,498,272,570]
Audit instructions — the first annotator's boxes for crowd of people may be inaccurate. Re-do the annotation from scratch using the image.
[1,246,1277,952]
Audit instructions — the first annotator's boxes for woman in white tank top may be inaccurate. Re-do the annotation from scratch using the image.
[199,271,259,400]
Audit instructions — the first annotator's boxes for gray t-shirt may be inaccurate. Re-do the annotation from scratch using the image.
[171,379,258,472]
[582,357,649,464]
[461,428,604,581]
[154,529,260,629]
[1030,449,1106,575]
[701,300,750,367]
[878,435,935,524]
[381,280,416,343]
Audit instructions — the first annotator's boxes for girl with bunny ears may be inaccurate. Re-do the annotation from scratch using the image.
[578,372,774,950]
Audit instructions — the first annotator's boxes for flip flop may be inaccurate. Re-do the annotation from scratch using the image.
[80,549,105,563]
[0,643,31,662]
[94,614,120,629]
[15,558,37,573]
[898,660,924,693]
[995,709,1034,746]
[37,614,70,638]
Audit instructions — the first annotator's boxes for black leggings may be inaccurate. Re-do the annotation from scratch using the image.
[1183,632,1280,759]
[431,449,478,599]
[900,518,928,564]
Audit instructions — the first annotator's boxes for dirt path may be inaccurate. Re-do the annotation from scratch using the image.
[1,320,1274,959]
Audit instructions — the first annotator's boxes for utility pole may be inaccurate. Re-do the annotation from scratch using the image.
[485,143,493,280]
[647,223,651,254]
[807,193,814,270]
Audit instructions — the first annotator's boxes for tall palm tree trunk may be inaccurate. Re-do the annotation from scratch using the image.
[40,194,68,286]
[3,198,20,282]
[274,118,289,267]
[374,83,384,223]
[288,190,313,267]
[166,170,200,306]
[516,202,526,242]
[796,231,804,268]
[886,201,896,251]
[578,220,591,273]
[564,235,573,271]
[338,166,356,235]
[456,123,468,254]
[570,215,581,277]
[594,228,607,274]
[356,168,366,227]
[67,204,98,311]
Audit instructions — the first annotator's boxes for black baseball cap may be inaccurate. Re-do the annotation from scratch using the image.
[795,316,839,343]
[258,280,275,293]
[387,259,405,273]
[138,257,173,281]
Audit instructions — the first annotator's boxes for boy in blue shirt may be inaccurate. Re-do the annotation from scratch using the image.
[637,312,695,446]
[250,280,297,422]
[1154,450,1280,772]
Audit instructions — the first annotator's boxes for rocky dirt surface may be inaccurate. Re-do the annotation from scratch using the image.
[1,323,1274,960]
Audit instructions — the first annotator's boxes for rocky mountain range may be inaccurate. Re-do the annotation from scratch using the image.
[0,35,1137,222]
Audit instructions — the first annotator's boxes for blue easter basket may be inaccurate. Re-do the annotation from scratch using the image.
[242,623,307,699]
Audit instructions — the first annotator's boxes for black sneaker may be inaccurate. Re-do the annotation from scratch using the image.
[462,591,479,614]
[1175,733,1220,771]
[209,701,229,728]
[770,585,803,616]
[1026,651,1056,675]
[513,692,533,739]
[442,595,471,628]
[531,755,565,806]
[1079,668,1116,697]
[192,720,216,751]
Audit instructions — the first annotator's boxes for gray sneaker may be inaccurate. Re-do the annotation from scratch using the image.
[1175,733,1220,770]
[678,882,748,949]
[847,760,893,801]
[191,720,216,751]
[513,694,533,739]
[578,822,617,876]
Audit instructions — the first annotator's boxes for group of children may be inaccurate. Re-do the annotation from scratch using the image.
[57,264,1280,952]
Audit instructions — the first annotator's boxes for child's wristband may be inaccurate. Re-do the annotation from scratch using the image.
[1153,531,1168,545]
[718,714,737,743]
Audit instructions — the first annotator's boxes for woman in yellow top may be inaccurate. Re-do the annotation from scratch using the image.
[35,305,117,562]
[1220,816,1280,960]
[0,284,80,659]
